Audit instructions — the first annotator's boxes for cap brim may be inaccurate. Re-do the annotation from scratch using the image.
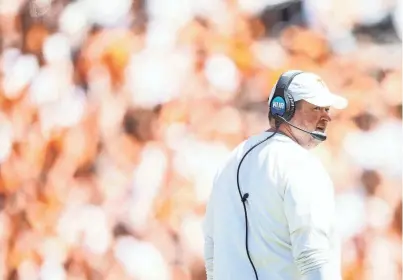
[303,92,348,110]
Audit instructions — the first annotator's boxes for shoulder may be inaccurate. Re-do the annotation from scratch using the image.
[283,147,333,190]
[271,141,321,174]
[283,145,328,176]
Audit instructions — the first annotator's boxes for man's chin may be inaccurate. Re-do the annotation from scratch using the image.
[304,138,323,150]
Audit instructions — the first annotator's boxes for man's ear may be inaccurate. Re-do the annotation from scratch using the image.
[294,100,303,110]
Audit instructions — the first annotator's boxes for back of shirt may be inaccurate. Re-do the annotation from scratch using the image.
[203,131,341,280]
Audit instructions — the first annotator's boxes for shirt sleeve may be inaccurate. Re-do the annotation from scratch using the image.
[301,263,342,280]
[283,156,341,279]
[203,177,216,280]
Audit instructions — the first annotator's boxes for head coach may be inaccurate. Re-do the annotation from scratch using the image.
[202,70,348,280]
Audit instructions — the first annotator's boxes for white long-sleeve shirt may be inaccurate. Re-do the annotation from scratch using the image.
[203,131,342,280]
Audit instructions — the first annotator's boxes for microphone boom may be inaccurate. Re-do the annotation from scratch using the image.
[275,115,327,141]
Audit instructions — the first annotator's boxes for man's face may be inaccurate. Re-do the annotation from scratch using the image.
[289,100,332,149]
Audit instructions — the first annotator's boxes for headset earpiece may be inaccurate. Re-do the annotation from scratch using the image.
[269,70,302,123]
[284,92,295,121]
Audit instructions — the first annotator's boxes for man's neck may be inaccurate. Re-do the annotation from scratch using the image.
[267,126,299,143]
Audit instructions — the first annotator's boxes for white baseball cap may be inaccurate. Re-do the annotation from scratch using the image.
[269,71,348,110]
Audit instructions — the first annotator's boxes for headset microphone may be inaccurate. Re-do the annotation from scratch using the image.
[275,115,327,141]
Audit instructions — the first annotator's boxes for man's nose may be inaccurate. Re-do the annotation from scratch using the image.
[322,110,332,122]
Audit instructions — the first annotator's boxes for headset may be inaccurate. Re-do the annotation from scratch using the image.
[269,70,303,127]
[236,70,323,280]
[269,70,327,141]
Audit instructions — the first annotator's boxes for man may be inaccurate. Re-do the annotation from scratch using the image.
[203,70,348,280]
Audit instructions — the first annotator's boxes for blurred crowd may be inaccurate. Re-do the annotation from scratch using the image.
[0,0,401,279]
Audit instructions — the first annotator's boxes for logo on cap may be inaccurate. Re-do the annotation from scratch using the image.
[271,96,286,116]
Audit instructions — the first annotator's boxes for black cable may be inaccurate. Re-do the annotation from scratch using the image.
[236,130,278,280]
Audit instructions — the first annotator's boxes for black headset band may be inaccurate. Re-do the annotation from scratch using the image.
[273,70,303,97]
